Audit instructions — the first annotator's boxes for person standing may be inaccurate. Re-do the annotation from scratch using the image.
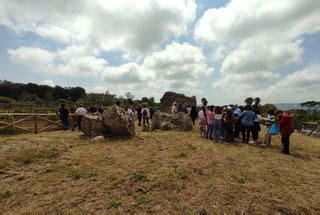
[263,109,276,146]
[252,108,262,144]
[75,104,87,131]
[141,105,150,127]
[240,105,255,143]
[58,104,69,131]
[213,106,223,142]
[233,105,242,138]
[127,104,135,130]
[224,109,235,143]
[198,106,207,138]
[171,102,178,114]
[190,105,197,125]
[276,110,294,154]
[137,105,142,126]
[206,106,214,140]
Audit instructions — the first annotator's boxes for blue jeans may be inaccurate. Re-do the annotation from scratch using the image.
[213,120,222,141]
[61,118,69,131]
[206,124,213,139]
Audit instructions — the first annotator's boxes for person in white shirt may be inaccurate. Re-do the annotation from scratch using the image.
[171,102,178,114]
[252,107,262,144]
[127,105,135,129]
[75,105,87,131]
[141,104,150,127]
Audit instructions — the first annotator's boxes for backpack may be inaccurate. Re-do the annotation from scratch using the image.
[142,108,148,117]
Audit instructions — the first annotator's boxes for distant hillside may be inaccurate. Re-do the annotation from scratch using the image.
[275,103,308,110]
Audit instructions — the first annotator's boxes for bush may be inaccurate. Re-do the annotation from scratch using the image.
[0,96,14,104]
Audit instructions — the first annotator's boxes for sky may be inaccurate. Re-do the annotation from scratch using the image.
[0,0,319,105]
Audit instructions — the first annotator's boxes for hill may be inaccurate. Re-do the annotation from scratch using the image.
[1,125,320,214]
[275,103,308,110]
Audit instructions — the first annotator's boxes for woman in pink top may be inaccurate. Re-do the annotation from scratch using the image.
[206,106,214,140]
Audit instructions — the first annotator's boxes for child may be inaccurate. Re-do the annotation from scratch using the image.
[263,109,276,146]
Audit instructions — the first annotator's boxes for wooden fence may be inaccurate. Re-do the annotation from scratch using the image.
[0,113,77,134]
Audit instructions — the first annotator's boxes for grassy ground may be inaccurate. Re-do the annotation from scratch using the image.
[0,123,320,214]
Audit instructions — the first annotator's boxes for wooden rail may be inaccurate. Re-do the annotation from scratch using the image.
[0,113,76,134]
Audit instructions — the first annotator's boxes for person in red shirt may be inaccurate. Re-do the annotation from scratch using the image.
[276,110,294,154]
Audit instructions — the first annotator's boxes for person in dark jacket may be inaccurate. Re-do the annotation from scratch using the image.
[137,105,142,126]
[276,110,294,154]
[58,104,69,131]
[190,105,197,125]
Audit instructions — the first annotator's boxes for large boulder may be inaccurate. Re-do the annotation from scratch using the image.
[81,115,105,137]
[152,111,192,131]
[159,91,196,114]
[103,105,135,136]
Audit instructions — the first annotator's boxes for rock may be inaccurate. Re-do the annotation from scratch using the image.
[159,91,196,113]
[91,135,105,142]
[152,111,192,131]
[81,115,104,137]
[103,105,135,136]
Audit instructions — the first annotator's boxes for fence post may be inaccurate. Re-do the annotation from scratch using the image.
[34,115,38,134]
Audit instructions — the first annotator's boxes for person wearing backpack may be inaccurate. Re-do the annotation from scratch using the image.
[141,104,150,127]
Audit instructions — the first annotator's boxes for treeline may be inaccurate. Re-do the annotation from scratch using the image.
[0,80,86,103]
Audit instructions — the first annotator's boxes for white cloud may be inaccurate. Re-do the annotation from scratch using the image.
[8,47,56,70]
[195,0,320,102]
[7,45,107,76]
[261,65,320,103]
[42,80,55,87]
[101,42,214,99]
[0,0,197,53]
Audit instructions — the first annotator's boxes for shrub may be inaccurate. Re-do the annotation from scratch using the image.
[136,195,152,204]
[0,96,15,104]
[133,171,148,182]
[70,170,81,180]
[174,169,188,180]
[108,198,122,208]
[1,190,12,199]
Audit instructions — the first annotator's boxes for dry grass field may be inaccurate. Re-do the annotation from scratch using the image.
[1,123,320,214]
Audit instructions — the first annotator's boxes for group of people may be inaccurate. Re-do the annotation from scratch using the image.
[196,104,294,154]
[57,101,155,132]
[58,100,295,155]
[57,103,104,131]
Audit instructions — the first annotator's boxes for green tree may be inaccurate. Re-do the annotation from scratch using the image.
[301,101,320,121]
[44,91,54,103]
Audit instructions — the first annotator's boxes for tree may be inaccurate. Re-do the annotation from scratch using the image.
[253,97,261,106]
[244,97,254,106]
[69,87,86,101]
[141,97,149,103]
[44,91,54,103]
[301,101,320,121]
[260,103,277,115]
[20,90,32,101]
[201,98,208,107]
[125,92,134,100]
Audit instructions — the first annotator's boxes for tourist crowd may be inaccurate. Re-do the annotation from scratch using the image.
[181,102,294,155]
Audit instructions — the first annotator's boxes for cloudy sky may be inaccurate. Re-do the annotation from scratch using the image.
[0,0,319,104]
